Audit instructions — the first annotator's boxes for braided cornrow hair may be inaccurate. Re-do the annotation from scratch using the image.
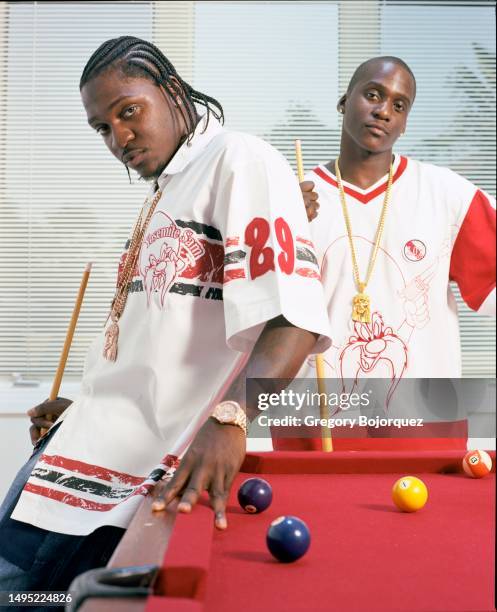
[80,36,224,142]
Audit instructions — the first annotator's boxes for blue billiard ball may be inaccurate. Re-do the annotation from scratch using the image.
[237,478,273,514]
[266,516,311,563]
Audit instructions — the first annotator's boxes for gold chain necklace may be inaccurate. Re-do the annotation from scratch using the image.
[335,158,393,324]
[103,189,162,361]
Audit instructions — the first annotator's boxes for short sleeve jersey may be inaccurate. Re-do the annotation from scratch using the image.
[301,155,495,384]
[11,116,331,535]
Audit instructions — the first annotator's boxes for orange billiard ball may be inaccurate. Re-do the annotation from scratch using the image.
[392,476,428,512]
[462,450,493,478]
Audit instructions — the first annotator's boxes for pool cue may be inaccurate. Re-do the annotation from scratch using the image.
[40,262,92,436]
[294,140,333,452]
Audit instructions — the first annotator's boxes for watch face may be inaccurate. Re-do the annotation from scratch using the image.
[219,404,237,421]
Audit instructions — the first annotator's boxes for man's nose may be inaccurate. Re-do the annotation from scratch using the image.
[373,101,391,121]
[112,126,134,153]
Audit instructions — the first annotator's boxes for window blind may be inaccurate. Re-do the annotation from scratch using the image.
[0,1,153,379]
[0,0,494,381]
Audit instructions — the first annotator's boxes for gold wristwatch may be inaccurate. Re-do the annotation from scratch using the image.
[211,401,247,435]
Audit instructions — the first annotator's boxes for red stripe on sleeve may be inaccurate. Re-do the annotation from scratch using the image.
[296,236,315,248]
[295,268,321,280]
[449,190,496,310]
[223,268,246,283]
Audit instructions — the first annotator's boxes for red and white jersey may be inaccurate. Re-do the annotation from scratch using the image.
[12,116,331,535]
[273,155,496,452]
[301,155,495,383]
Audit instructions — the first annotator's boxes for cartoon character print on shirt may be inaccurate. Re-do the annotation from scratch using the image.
[338,312,407,412]
[309,234,451,411]
[139,211,205,308]
[144,243,185,307]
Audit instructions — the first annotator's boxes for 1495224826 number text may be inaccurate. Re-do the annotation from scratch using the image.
[2,591,73,605]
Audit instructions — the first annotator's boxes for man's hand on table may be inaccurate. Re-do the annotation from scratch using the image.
[27,397,73,444]
[150,316,320,531]
[151,418,246,530]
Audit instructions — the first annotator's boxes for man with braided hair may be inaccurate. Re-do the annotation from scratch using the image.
[0,37,330,591]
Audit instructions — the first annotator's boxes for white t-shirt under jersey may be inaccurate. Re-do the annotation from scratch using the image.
[12,116,331,535]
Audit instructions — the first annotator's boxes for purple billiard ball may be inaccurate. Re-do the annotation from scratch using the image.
[266,516,311,563]
[237,477,273,514]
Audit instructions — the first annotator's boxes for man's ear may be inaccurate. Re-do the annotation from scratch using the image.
[337,94,347,115]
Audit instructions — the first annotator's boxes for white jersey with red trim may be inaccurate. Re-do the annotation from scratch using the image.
[11,116,331,535]
[301,155,495,388]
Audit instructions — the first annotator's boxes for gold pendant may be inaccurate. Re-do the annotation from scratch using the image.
[352,291,371,323]
[103,318,119,361]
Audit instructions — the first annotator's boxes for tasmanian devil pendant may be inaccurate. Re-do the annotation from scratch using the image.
[352,291,371,323]
[103,315,119,361]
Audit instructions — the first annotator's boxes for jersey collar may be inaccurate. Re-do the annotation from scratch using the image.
[155,112,223,191]
[313,155,408,204]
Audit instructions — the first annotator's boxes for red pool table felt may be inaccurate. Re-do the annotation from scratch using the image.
[141,451,495,612]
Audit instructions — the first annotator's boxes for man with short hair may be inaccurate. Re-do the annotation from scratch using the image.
[296,56,496,450]
[0,36,330,591]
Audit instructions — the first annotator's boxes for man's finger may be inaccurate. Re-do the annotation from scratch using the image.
[306,201,319,210]
[209,470,228,529]
[151,462,192,511]
[299,180,315,192]
[27,397,71,419]
[177,468,209,513]
[27,399,50,418]
[177,487,201,513]
[30,416,54,429]
[306,204,319,221]
[30,424,40,445]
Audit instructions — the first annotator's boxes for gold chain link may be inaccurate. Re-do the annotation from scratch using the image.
[335,159,393,295]
[110,189,163,320]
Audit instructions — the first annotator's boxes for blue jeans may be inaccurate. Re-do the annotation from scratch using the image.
[0,424,124,607]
